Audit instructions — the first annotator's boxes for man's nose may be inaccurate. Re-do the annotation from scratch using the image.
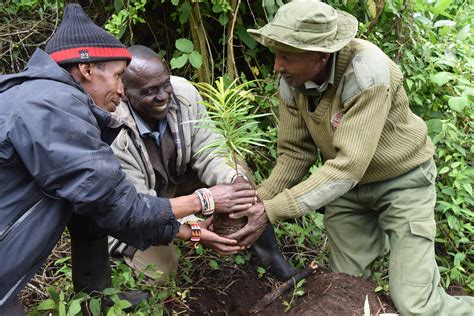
[274,57,284,73]
[117,79,125,98]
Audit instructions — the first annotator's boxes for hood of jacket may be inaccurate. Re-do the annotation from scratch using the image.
[0,49,113,130]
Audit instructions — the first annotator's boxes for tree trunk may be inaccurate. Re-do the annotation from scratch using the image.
[189,0,213,83]
[225,0,241,80]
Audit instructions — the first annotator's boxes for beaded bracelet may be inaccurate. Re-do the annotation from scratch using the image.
[194,188,215,216]
[187,221,201,247]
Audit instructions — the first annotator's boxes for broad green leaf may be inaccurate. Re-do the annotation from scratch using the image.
[89,298,101,316]
[414,14,431,25]
[118,300,132,309]
[439,166,449,174]
[37,299,56,311]
[426,119,443,134]
[103,288,121,296]
[189,51,203,68]
[171,0,179,5]
[463,183,472,196]
[434,20,455,28]
[175,38,193,54]
[67,299,82,316]
[59,301,66,316]
[170,54,189,69]
[178,2,191,24]
[454,252,465,267]
[236,28,257,49]
[209,260,220,270]
[430,72,453,86]
[114,0,124,12]
[235,255,245,265]
[448,96,468,112]
[218,14,229,25]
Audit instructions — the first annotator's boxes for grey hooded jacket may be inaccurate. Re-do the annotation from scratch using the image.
[0,49,179,306]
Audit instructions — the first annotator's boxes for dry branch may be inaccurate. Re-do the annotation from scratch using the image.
[249,261,319,314]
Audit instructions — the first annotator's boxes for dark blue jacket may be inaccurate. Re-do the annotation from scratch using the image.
[0,49,180,306]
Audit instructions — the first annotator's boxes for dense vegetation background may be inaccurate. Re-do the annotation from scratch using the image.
[1,0,472,314]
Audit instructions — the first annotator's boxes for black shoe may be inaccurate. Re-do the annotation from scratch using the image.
[250,225,298,281]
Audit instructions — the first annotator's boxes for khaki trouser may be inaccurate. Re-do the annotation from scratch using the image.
[124,244,179,281]
[124,214,199,281]
[325,159,474,315]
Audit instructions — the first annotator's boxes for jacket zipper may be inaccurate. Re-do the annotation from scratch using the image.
[0,194,44,241]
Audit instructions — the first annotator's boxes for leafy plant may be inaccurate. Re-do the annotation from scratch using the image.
[104,0,148,40]
[170,38,203,70]
[192,77,272,174]
[283,279,306,312]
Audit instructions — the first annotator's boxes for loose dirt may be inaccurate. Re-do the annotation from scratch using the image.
[186,258,397,315]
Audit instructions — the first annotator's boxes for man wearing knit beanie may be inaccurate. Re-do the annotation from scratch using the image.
[223,1,474,315]
[0,4,254,315]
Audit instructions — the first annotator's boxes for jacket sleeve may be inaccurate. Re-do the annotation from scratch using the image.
[9,83,179,248]
[257,93,318,202]
[263,84,391,223]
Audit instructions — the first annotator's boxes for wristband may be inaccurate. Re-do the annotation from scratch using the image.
[187,221,201,247]
[194,188,215,216]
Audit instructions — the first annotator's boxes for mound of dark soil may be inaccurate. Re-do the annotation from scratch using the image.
[186,260,397,315]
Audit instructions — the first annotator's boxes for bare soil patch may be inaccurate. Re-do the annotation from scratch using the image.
[185,257,397,315]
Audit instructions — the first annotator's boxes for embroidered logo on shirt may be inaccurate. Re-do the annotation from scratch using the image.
[331,112,342,128]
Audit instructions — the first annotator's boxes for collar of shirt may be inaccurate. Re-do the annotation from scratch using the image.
[130,106,167,149]
[299,52,337,96]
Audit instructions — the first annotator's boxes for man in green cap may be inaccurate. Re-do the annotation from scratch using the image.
[222,1,474,315]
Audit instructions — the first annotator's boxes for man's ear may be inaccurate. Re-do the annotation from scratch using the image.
[318,53,331,63]
[77,63,94,81]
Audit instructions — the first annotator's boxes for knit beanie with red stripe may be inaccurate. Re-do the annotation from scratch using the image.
[45,4,131,65]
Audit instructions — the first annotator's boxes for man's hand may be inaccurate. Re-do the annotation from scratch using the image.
[198,217,245,255]
[210,183,257,213]
[226,202,269,247]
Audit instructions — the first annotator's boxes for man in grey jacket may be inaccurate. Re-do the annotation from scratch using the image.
[0,5,254,315]
[107,45,296,281]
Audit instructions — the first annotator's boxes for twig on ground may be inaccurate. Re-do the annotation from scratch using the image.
[249,261,318,314]
[321,282,333,296]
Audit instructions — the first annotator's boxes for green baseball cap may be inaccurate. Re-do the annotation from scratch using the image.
[247,1,358,53]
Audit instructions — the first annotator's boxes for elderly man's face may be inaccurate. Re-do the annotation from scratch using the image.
[124,56,173,122]
[85,60,127,112]
[273,50,329,87]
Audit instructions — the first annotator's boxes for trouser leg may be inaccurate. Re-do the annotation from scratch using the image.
[68,213,150,310]
[68,213,110,294]
[0,296,25,316]
[124,243,179,282]
[375,159,474,315]
[325,189,386,278]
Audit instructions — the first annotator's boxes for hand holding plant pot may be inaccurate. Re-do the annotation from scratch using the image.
[197,217,246,255]
[227,202,269,247]
[209,182,256,213]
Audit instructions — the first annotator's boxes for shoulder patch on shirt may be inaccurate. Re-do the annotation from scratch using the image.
[278,77,295,105]
[330,112,343,128]
[340,48,390,104]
